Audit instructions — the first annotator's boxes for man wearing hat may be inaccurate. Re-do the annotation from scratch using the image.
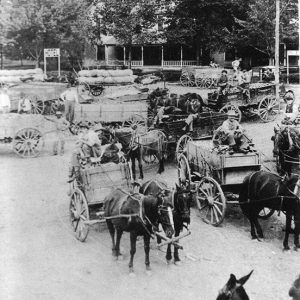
[0,87,11,113]
[45,111,70,155]
[217,70,229,96]
[60,83,79,123]
[219,110,248,154]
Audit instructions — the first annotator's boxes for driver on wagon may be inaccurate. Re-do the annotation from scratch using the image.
[219,110,249,155]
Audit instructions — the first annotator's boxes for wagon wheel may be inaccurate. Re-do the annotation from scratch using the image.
[122,114,146,133]
[177,154,191,187]
[91,85,104,96]
[258,96,280,123]
[180,73,190,87]
[29,96,45,114]
[77,81,90,96]
[195,176,226,226]
[175,134,192,162]
[69,188,90,242]
[219,104,242,123]
[12,127,43,158]
[258,208,275,219]
[195,77,203,88]
[203,78,213,89]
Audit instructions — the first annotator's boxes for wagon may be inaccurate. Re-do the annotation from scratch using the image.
[0,113,48,157]
[69,156,133,242]
[177,138,262,226]
[153,111,227,162]
[207,82,280,122]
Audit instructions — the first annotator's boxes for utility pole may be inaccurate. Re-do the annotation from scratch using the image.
[298,0,300,83]
[275,0,280,98]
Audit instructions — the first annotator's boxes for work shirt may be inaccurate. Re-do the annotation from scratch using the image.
[60,88,79,102]
[0,92,11,112]
[232,60,240,71]
[217,75,228,87]
[221,119,242,133]
[284,103,299,121]
[86,129,101,147]
[18,97,31,113]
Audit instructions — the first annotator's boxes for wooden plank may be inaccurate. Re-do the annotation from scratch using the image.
[222,153,260,168]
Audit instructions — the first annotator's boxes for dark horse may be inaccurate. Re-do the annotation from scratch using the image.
[217,270,253,300]
[140,180,192,264]
[103,188,174,274]
[114,127,144,180]
[273,126,300,175]
[238,170,300,250]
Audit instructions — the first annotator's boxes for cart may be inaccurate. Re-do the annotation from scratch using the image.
[207,82,280,122]
[69,156,133,242]
[152,111,227,162]
[177,138,262,226]
[0,113,49,157]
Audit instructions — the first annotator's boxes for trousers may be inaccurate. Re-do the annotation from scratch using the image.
[65,101,75,123]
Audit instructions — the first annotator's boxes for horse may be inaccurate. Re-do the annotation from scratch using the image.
[289,274,300,300]
[140,180,192,263]
[216,270,253,300]
[103,188,174,274]
[272,126,300,175]
[238,170,300,250]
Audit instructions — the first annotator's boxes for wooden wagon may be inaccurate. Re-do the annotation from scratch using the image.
[0,113,52,157]
[177,139,261,226]
[153,111,227,161]
[69,157,133,242]
[207,82,280,122]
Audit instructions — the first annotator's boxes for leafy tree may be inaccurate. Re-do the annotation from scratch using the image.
[90,0,170,67]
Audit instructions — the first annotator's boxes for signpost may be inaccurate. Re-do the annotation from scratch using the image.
[44,48,60,77]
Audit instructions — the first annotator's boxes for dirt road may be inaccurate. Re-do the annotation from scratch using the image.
[0,83,299,300]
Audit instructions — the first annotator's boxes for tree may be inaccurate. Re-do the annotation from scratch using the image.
[90,0,170,68]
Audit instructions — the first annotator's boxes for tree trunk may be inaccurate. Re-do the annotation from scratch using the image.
[275,0,280,98]
[128,45,132,69]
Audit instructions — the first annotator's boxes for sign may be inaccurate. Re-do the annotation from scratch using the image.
[44,48,60,57]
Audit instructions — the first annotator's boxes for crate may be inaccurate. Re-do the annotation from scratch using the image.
[80,162,130,204]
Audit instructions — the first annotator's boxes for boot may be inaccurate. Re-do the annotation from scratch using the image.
[228,147,234,155]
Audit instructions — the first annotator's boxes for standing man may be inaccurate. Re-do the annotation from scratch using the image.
[60,83,79,124]
[232,57,242,72]
[0,87,11,113]
[45,111,69,155]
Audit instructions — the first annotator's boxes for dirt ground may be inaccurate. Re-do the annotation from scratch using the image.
[0,82,299,300]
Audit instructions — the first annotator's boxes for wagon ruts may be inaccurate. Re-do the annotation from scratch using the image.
[177,137,264,226]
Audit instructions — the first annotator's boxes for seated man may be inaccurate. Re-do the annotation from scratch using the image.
[217,70,229,96]
[182,96,203,131]
[18,92,31,114]
[236,69,250,101]
[219,110,249,154]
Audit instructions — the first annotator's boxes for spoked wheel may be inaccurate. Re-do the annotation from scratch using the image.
[258,96,280,122]
[203,78,213,89]
[180,73,191,87]
[69,188,90,242]
[219,104,242,123]
[195,77,203,88]
[29,96,45,114]
[12,127,43,158]
[195,176,226,226]
[77,82,90,96]
[258,208,275,219]
[122,114,146,133]
[175,134,192,162]
[177,154,191,187]
[91,85,104,96]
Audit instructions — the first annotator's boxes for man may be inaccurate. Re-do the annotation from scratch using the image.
[18,92,31,114]
[237,69,250,101]
[217,70,229,96]
[219,110,249,154]
[60,83,79,123]
[232,57,242,72]
[182,96,203,131]
[282,90,297,124]
[45,111,69,155]
[0,87,11,113]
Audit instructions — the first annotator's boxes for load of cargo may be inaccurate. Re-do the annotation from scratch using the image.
[77,69,135,85]
[0,68,45,83]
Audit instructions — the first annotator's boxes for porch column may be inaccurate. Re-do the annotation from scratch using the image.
[287,54,289,84]
[141,46,144,66]
[95,45,98,61]
[161,46,164,67]
[180,45,183,67]
[123,46,126,65]
[105,45,108,65]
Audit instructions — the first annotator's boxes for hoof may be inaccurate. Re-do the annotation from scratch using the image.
[145,267,152,276]
[166,259,172,265]
[283,246,290,251]
[174,260,182,266]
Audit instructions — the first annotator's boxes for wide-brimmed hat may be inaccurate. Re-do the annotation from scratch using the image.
[221,70,228,74]
[227,110,236,117]
[56,111,63,115]
[94,123,104,132]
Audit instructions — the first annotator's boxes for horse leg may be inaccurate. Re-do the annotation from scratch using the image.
[284,212,292,250]
[106,220,117,257]
[294,220,300,249]
[131,154,136,181]
[115,229,123,258]
[144,234,151,273]
[166,243,172,263]
[129,232,137,274]
[157,155,165,174]
[173,228,181,264]
[253,215,264,239]
[137,149,144,179]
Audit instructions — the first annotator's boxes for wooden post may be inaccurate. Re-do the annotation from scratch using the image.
[287,53,289,84]
[274,0,280,99]
[161,46,164,67]
[141,46,144,66]
[298,0,300,83]
[123,46,126,65]
[105,45,108,65]
[44,52,46,76]
[58,55,60,77]
[180,45,183,67]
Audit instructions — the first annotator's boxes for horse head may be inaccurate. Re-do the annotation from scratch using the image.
[174,183,192,224]
[289,275,300,300]
[217,270,253,300]
[273,126,289,156]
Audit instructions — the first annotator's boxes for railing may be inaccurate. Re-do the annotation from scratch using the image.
[163,60,197,67]
[124,60,143,67]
